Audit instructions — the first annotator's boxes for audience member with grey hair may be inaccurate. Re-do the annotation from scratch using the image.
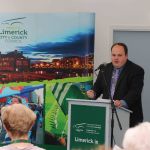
[113,122,150,150]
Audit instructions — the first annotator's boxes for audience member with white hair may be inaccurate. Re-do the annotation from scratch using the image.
[113,122,150,150]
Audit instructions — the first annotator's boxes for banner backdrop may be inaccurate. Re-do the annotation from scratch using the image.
[0,13,95,149]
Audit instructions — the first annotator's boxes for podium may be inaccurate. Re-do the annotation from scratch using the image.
[67,98,132,150]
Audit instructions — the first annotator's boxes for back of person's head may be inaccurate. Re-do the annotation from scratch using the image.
[123,122,150,150]
[113,122,150,150]
[1,103,36,138]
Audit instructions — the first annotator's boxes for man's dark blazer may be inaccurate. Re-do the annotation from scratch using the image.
[93,60,144,127]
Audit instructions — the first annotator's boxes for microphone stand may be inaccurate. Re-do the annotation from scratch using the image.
[99,68,122,148]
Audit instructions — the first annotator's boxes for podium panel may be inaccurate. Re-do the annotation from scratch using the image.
[67,99,131,150]
[114,107,131,146]
[67,99,111,150]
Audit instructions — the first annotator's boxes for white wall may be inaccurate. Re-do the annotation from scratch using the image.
[1,0,150,69]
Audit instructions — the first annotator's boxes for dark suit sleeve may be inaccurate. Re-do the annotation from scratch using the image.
[123,66,144,107]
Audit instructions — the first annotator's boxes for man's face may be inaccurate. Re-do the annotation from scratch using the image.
[111,45,128,68]
[11,97,19,104]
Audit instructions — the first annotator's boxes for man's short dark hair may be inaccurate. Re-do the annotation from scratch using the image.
[111,42,128,55]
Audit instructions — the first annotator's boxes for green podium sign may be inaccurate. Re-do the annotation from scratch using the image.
[67,99,111,150]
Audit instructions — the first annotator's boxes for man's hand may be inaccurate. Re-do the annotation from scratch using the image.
[86,90,95,99]
[113,100,122,108]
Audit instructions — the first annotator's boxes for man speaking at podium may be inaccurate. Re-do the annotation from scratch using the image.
[87,42,144,127]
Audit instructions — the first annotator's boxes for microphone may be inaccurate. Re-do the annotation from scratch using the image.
[95,63,107,71]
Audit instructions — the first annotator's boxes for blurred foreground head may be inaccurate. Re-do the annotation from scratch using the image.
[1,103,36,139]
[113,122,150,150]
